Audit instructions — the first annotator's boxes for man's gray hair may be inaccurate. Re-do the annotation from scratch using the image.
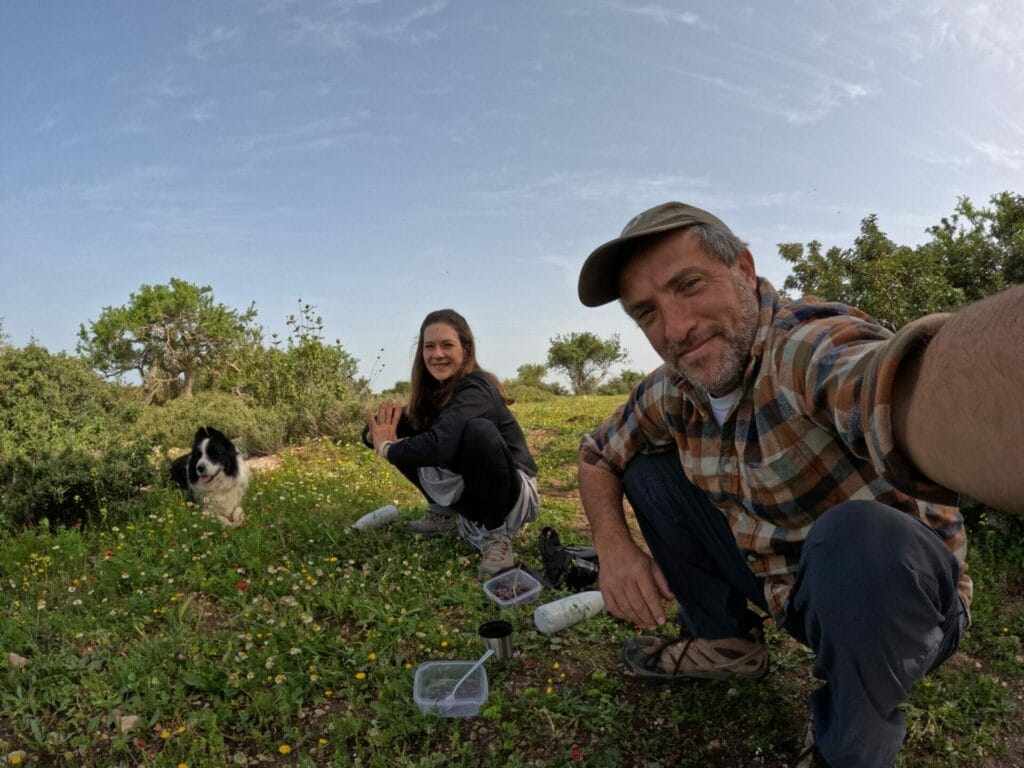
[689,223,748,267]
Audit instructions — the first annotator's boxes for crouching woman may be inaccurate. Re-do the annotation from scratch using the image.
[364,308,539,580]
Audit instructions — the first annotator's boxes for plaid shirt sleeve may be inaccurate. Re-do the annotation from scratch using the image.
[862,314,958,504]
[579,366,678,474]
[768,305,958,505]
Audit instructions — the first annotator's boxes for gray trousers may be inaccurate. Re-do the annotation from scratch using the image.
[622,451,965,768]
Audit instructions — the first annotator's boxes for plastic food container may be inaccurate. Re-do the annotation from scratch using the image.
[482,568,542,609]
[413,660,489,717]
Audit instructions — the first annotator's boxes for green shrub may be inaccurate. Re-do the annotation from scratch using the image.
[0,344,152,529]
[0,443,154,529]
[0,343,142,454]
[504,382,561,403]
[220,304,371,445]
[134,390,265,453]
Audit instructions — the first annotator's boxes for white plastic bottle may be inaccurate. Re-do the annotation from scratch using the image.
[350,504,400,532]
[533,590,605,635]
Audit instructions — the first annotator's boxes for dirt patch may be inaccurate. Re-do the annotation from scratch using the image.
[246,454,283,472]
[526,428,560,454]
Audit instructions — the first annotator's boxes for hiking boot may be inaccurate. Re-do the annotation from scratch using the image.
[795,721,830,767]
[404,505,458,537]
[621,626,768,682]
[479,524,515,580]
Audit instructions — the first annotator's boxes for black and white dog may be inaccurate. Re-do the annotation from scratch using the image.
[170,426,251,527]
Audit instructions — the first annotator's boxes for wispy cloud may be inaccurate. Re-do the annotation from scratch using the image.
[284,0,448,52]
[872,1,1024,74]
[190,99,218,123]
[116,67,194,134]
[770,79,870,126]
[931,1,1024,73]
[608,3,699,26]
[222,111,375,160]
[970,139,1024,171]
[186,26,243,61]
[904,144,973,168]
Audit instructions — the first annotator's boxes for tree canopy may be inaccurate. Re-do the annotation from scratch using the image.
[77,278,258,400]
[546,331,628,395]
[779,191,1022,330]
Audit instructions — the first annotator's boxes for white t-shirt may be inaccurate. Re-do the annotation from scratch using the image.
[708,387,742,427]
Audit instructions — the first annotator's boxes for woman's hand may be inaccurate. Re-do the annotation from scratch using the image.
[365,399,402,450]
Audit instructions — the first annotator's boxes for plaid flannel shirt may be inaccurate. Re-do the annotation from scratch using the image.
[579,279,971,620]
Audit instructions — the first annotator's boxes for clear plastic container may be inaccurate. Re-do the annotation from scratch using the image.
[482,568,542,609]
[413,660,489,717]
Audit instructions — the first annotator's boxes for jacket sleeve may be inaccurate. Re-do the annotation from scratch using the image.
[386,377,495,469]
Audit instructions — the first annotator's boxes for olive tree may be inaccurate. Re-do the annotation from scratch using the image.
[77,278,258,400]
[546,332,628,395]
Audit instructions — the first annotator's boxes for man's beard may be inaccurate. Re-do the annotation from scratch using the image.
[666,275,760,396]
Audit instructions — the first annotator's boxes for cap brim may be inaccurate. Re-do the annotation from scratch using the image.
[577,220,693,307]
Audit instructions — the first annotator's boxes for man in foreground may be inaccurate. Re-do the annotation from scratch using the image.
[576,202,1023,767]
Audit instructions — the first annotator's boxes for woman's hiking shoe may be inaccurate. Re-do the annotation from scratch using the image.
[479,524,515,580]
[621,627,768,682]
[404,505,458,537]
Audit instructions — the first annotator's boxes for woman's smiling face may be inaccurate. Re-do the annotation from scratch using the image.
[421,322,466,382]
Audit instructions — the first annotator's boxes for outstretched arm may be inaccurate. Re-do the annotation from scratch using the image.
[578,460,674,629]
[893,283,1024,514]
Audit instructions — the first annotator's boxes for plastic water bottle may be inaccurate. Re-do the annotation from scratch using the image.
[533,590,605,635]
[350,504,400,532]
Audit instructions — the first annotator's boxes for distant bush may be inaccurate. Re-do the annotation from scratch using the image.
[597,369,647,396]
[0,344,152,529]
[134,390,269,455]
[503,382,562,403]
[221,304,370,445]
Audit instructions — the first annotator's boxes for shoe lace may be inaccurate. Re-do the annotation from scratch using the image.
[483,531,512,562]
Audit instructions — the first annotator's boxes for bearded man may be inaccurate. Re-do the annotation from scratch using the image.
[576,202,1023,767]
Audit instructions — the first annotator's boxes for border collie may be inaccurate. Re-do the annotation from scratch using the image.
[170,426,251,527]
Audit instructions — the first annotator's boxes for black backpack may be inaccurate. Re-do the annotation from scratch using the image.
[538,526,599,591]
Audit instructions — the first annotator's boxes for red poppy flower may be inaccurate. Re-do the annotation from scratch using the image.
[236,581,249,592]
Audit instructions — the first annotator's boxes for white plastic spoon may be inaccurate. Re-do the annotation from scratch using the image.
[441,648,494,705]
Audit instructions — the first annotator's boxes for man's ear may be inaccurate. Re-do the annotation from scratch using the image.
[738,249,757,288]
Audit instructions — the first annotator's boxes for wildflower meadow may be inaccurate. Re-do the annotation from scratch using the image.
[1,396,1022,767]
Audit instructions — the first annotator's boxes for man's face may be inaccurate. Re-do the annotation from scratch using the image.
[618,228,760,396]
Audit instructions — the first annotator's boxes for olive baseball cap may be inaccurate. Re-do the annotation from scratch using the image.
[577,201,733,307]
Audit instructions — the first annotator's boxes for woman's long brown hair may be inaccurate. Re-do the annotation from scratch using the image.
[407,309,511,429]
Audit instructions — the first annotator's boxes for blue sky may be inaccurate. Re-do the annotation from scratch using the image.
[2,1,1022,390]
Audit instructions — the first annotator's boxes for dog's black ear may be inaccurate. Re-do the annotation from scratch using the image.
[224,445,239,474]
[169,454,190,489]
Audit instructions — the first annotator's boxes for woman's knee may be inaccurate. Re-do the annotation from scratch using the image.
[457,419,513,473]
[461,418,502,451]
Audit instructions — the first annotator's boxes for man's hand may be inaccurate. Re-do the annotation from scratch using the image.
[598,537,674,630]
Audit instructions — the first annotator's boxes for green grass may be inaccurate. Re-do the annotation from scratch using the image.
[1,395,1022,767]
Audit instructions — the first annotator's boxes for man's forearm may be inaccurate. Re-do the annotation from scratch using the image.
[577,460,634,548]
[894,283,1024,513]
